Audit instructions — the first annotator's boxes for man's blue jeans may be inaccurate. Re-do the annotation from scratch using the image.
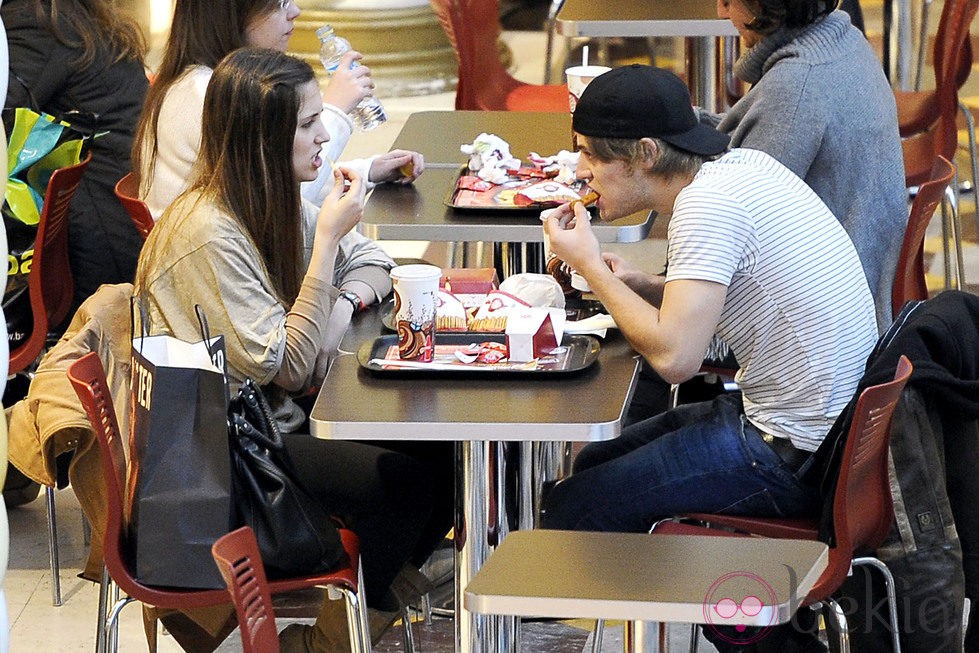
[541,394,820,532]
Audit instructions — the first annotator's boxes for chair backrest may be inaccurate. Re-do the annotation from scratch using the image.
[931,0,979,159]
[429,0,524,109]
[65,352,130,587]
[212,527,280,653]
[902,0,977,180]
[114,172,154,240]
[934,0,976,93]
[892,156,955,317]
[832,355,913,564]
[8,153,91,374]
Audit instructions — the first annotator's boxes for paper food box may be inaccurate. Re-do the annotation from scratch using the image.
[441,268,500,309]
[505,307,558,362]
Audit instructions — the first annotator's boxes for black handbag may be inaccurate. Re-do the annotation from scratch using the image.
[228,378,345,578]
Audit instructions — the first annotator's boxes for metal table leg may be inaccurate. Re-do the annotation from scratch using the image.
[495,243,547,279]
[686,37,719,112]
[456,441,515,652]
[625,621,669,653]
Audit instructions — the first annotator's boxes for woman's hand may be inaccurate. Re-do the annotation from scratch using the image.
[321,51,373,114]
[317,166,366,242]
[368,149,425,184]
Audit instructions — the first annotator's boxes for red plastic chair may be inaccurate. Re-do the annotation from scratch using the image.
[113,172,154,240]
[66,352,372,653]
[429,0,569,111]
[8,153,91,375]
[894,0,974,139]
[891,156,954,318]
[897,0,977,294]
[899,0,978,189]
[6,152,92,607]
[212,527,282,653]
[655,355,913,652]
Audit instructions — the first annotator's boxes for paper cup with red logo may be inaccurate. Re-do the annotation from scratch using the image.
[566,65,611,114]
[390,264,441,361]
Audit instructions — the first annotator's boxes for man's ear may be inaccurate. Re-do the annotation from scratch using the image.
[638,137,659,170]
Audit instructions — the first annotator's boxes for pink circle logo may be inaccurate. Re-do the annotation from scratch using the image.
[702,571,778,645]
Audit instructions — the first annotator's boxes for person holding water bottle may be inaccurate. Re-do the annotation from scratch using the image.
[133,0,424,222]
[316,24,386,131]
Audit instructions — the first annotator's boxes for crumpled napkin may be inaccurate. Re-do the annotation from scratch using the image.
[528,149,580,185]
[461,133,520,183]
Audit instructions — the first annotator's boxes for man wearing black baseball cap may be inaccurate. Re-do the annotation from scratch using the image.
[541,65,878,565]
[571,64,730,158]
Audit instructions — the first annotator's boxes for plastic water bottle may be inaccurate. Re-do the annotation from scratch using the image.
[316,25,387,132]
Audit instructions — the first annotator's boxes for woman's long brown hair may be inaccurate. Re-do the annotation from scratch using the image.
[193,48,312,305]
[741,0,840,33]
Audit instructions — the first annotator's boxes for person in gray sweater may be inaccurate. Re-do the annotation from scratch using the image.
[710,0,907,333]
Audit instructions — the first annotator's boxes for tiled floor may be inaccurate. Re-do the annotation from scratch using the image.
[6,8,979,651]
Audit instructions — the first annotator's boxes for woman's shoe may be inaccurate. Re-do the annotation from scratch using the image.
[278,623,322,653]
[368,606,402,645]
[278,600,402,651]
[3,465,40,507]
[278,598,350,653]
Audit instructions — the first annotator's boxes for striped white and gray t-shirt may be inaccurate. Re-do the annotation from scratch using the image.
[666,148,878,451]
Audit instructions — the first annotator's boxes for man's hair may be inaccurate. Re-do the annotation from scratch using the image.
[586,136,708,179]
[743,0,840,33]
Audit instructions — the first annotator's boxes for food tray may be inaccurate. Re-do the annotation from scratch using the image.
[445,166,593,212]
[358,332,600,377]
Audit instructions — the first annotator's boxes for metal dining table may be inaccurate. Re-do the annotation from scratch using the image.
[365,110,655,275]
[555,0,739,112]
[310,304,641,653]
[465,530,829,653]
[555,0,915,94]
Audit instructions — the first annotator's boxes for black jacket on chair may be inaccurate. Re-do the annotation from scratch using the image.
[2,0,148,316]
[810,290,979,652]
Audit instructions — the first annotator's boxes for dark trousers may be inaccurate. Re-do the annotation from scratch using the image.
[284,434,454,609]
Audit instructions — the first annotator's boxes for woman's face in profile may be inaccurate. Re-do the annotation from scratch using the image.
[292,80,330,182]
[244,0,300,51]
[717,0,762,48]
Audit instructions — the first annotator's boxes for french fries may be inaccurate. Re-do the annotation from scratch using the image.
[570,190,600,210]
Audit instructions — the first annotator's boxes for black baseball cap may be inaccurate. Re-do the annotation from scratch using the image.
[572,64,730,157]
